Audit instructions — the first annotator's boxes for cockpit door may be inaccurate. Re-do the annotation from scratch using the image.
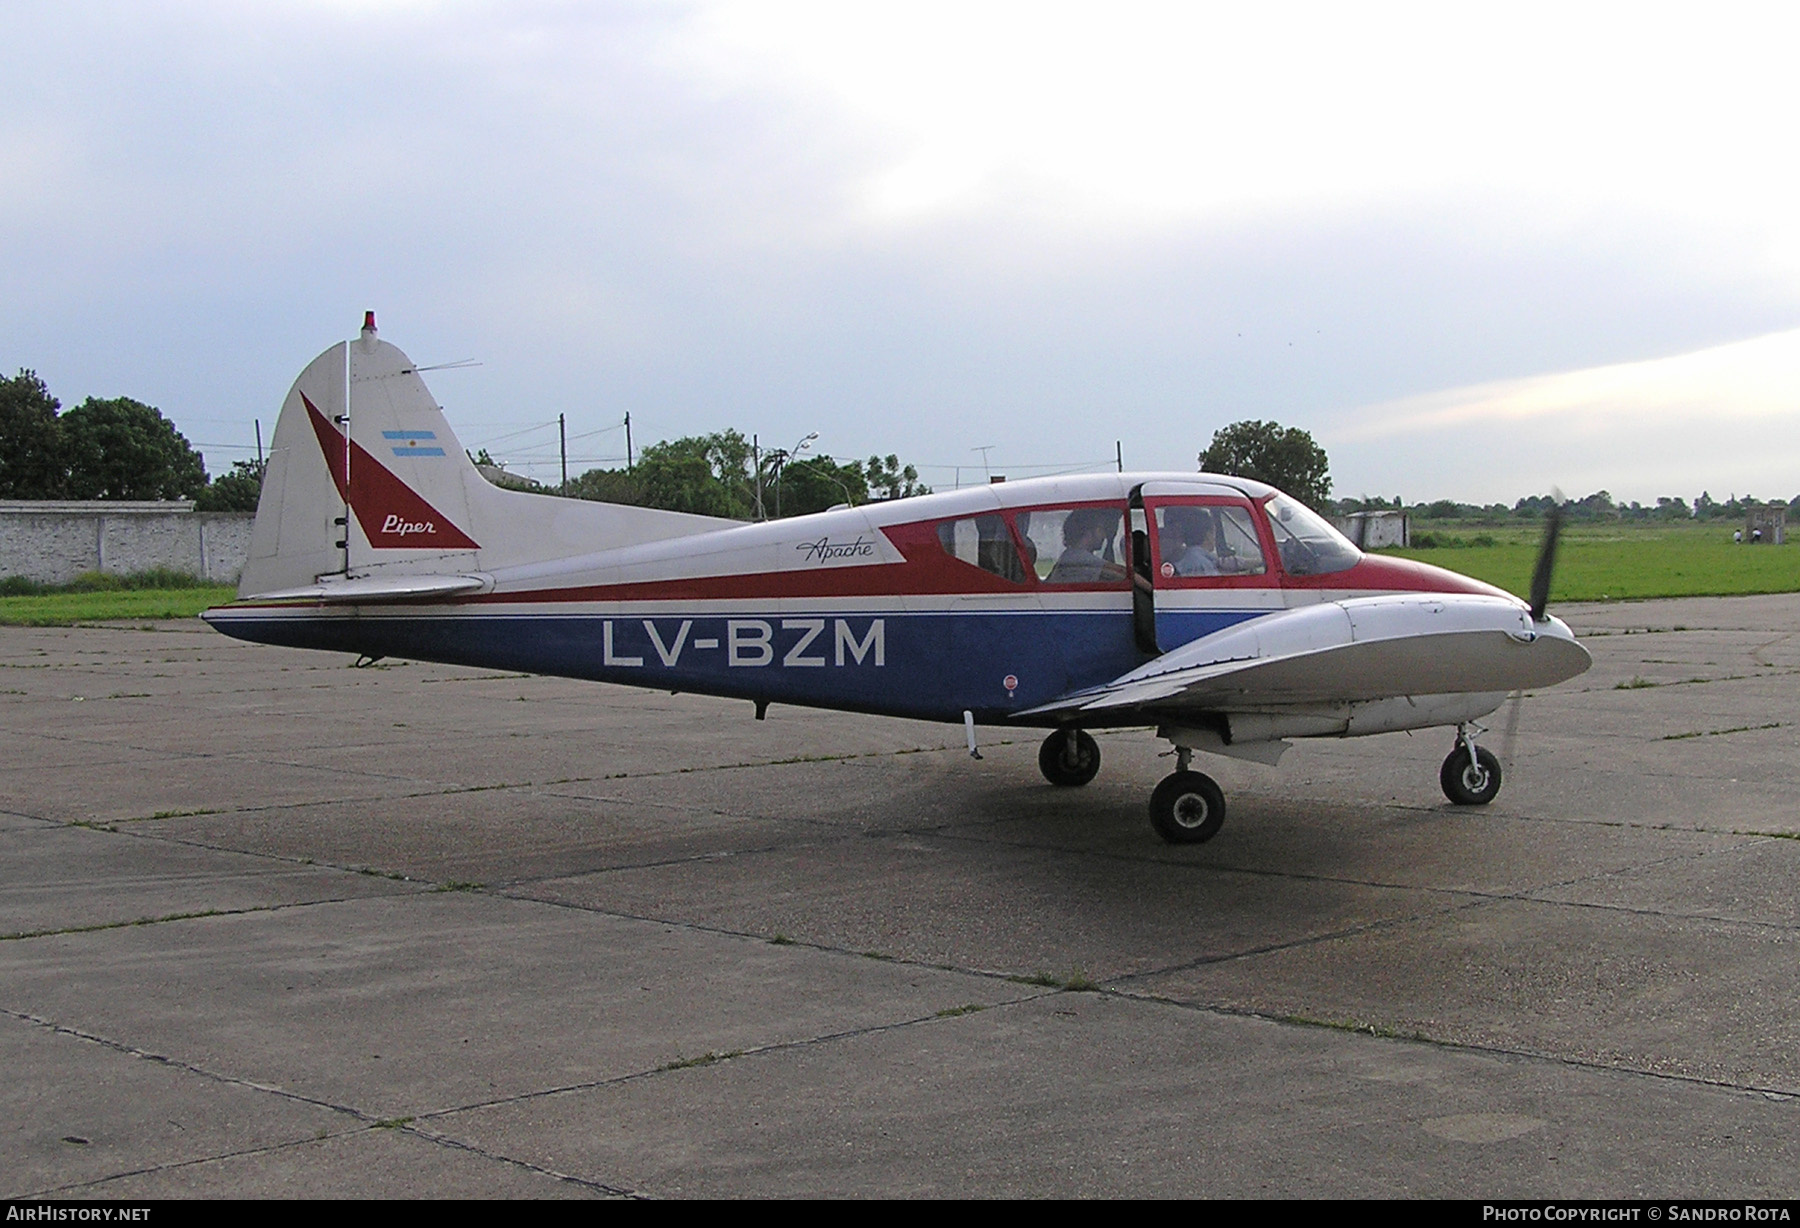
[1138,486,1285,653]
[1129,487,1156,654]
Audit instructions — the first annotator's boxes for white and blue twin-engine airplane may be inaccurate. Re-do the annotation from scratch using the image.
[206,317,1592,843]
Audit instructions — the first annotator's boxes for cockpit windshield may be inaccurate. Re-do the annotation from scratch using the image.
[1263,494,1361,576]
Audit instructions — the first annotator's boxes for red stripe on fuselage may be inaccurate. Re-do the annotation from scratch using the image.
[461,546,1506,607]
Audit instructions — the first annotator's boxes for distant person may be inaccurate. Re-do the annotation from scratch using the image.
[1754,528,1763,544]
[1047,508,1126,583]
[1735,529,1743,543]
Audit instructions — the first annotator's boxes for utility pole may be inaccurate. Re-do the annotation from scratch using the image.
[1115,440,1122,473]
[559,413,567,495]
[753,434,764,520]
[254,419,263,471]
[624,412,633,470]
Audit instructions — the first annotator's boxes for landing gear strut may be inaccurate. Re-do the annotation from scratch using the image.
[1148,745,1226,844]
[1440,723,1502,805]
[1038,728,1101,787]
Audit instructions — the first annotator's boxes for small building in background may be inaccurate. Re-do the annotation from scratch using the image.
[1746,504,1786,544]
[1334,509,1410,549]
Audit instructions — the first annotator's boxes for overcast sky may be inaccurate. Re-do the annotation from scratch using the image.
[6,1,1800,504]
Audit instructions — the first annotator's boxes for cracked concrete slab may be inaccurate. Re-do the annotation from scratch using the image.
[1,1009,346,1199]
[0,825,421,937]
[433,992,1800,1199]
[514,831,1471,980]
[0,892,1034,1123]
[1128,895,1800,1090]
[55,1126,610,1199]
[144,788,806,886]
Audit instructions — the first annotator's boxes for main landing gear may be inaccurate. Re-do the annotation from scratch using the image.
[1440,722,1502,806]
[1038,730,1227,845]
[1148,745,1225,844]
[1038,728,1101,787]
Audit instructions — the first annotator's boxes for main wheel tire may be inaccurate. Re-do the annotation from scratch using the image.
[1038,728,1101,787]
[1440,745,1502,805]
[1149,770,1226,844]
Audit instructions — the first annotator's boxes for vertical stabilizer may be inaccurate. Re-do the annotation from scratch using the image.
[239,319,740,599]
[243,343,348,595]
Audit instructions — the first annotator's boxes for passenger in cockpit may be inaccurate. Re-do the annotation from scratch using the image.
[1046,507,1126,584]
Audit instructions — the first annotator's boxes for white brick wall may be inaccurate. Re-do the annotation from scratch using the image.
[0,503,255,585]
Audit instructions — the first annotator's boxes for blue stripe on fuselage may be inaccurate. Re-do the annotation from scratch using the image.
[209,606,1269,723]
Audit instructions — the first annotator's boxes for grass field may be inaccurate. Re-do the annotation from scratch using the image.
[0,569,236,626]
[1385,522,1800,602]
[0,585,237,626]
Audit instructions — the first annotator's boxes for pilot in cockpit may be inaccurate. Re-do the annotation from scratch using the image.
[1161,506,1222,576]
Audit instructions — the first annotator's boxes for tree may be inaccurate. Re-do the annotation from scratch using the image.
[778,455,870,517]
[1198,420,1331,510]
[865,454,929,501]
[0,369,65,498]
[635,431,757,519]
[564,431,927,520]
[194,458,266,511]
[60,397,207,500]
[564,466,648,505]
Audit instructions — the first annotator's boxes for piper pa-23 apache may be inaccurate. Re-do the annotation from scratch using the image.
[205,316,1592,844]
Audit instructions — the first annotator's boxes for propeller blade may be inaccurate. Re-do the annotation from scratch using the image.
[1527,498,1564,622]
[1499,688,1524,771]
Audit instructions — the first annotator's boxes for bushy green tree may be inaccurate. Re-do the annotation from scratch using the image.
[563,431,928,520]
[564,466,647,505]
[60,397,207,500]
[1198,420,1331,510]
[194,458,266,511]
[635,431,757,518]
[777,455,870,517]
[0,369,65,498]
[864,454,929,500]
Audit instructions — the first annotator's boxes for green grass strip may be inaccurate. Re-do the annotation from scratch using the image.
[0,585,236,626]
[1383,523,1800,602]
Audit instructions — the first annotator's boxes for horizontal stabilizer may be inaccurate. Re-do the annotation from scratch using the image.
[243,574,490,604]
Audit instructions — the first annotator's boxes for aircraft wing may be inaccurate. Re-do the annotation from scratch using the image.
[1022,593,1591,717]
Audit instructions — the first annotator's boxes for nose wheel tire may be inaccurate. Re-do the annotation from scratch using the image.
[1149,771,1226,844]
[1440,746,1502,805]
[1039,728,1101,787]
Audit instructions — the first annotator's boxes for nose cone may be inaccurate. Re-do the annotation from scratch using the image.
[1521,612,1592,687]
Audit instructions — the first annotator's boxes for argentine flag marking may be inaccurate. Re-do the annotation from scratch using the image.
[384,430,445,457]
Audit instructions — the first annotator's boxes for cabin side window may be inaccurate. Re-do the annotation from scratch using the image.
[1016,505,1131,586]
[936,515,1028,583]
